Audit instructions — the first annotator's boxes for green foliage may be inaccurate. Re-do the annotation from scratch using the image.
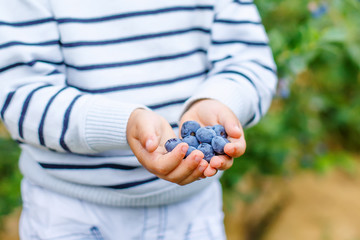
[222,0,360,190]
[0,137,21,221]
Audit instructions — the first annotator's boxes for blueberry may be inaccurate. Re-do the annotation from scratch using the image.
[165,138,182,152]
[185,146,196,158]
[181,121,201,138]
[212,125,227,138]
[195,127,216,143]
[182,135,200,148]
[197,143,215,162]
[211,136,230,155]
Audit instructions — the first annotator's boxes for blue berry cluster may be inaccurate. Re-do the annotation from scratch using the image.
[165,121,230,162]
[308,2,328,19]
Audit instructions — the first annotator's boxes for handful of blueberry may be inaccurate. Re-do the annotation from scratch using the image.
[165,121,230,162]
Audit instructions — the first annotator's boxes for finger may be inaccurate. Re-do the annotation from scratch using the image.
[133,119,161,153]
[178,159,208,185]
[209,154,233,171]
[145,135,160,153]
[224,137,246,158]
[203,165,218,177]
[218,111,243,139]
[165,150,204,183]
[152,143,188,176]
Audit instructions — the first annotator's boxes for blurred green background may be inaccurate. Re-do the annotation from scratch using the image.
[222,0,360,190]
[0,0,359,239]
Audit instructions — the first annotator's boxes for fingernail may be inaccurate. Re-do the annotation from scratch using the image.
[198,164,206,172]
[227,146,234,156]
[145,139,153,150]
[181,145,188,154]
[212,158,222,168]
[194,156,202,163]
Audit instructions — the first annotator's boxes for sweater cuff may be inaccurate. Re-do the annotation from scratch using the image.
[82,96,147,152]
[182,77,258,126]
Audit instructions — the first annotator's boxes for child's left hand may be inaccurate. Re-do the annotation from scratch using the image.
[180,99,246,177]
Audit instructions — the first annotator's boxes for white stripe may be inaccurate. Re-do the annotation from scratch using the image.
[62,35,209,67]
[57,12,213,43]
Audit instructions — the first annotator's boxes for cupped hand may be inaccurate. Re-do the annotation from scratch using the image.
[126,109,208,185]
[180,99,246,176]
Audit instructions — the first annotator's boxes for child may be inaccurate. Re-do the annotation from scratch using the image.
[0,0,277,239]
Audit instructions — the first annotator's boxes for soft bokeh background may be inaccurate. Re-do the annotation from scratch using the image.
[1,0,360,239]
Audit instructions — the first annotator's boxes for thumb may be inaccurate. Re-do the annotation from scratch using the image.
[133,113,162,153]
[144,134,160,153]
[139,125,161,153]
[220,112,242,139]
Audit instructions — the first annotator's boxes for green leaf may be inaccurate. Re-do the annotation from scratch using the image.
[320,27,347,43]
[346,44,360,68]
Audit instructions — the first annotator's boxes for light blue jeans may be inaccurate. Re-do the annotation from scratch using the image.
[19,178,226,240]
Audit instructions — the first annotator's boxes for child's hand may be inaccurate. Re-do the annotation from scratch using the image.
[180,99,246,176]
[126,109,208,185]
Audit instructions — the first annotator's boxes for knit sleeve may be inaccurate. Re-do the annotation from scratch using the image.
[183,0,278,127]
[0,0,145,154]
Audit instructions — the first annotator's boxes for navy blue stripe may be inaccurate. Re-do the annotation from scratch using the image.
[0,18,54,27]
[66,48,207,71]
[38,87,68,146]
[211,55,232,65]
[170,123,179,129]
[245,113,256,127]
[60,94,82,152]
[1,91,15,120]
[214,19,261,25]
[62,27,210,48]
[18,85,52,139]
[220,70,262,116]
[0,60,64,73]
[39,162,139,170]
[241,66,262,83]
[15,139,24,144]
[72,69,207,93]
[212,39,268,46]
[233,0,254,5]
[238,65,276,97]
[57,5,213,24]
[90,226,105,240]
[212,57,277,77]
[106,176,159,189]
[0,5,213,28]
[47,69,61,76]
[0,40,58,49]
[250,60,277,74]
[149,98,187,110]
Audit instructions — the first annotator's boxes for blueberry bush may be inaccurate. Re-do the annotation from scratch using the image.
[221,0,360,190]
[0,135,21,225]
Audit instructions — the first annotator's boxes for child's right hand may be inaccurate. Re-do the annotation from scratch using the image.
[126,109,208,185]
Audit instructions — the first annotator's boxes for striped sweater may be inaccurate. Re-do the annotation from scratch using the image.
[0,0,277,206]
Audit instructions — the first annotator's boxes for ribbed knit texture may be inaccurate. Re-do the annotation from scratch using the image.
[84,97,146,152]
[0,0,277,206]
[183,77,258,126]
[19,153,220,207]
